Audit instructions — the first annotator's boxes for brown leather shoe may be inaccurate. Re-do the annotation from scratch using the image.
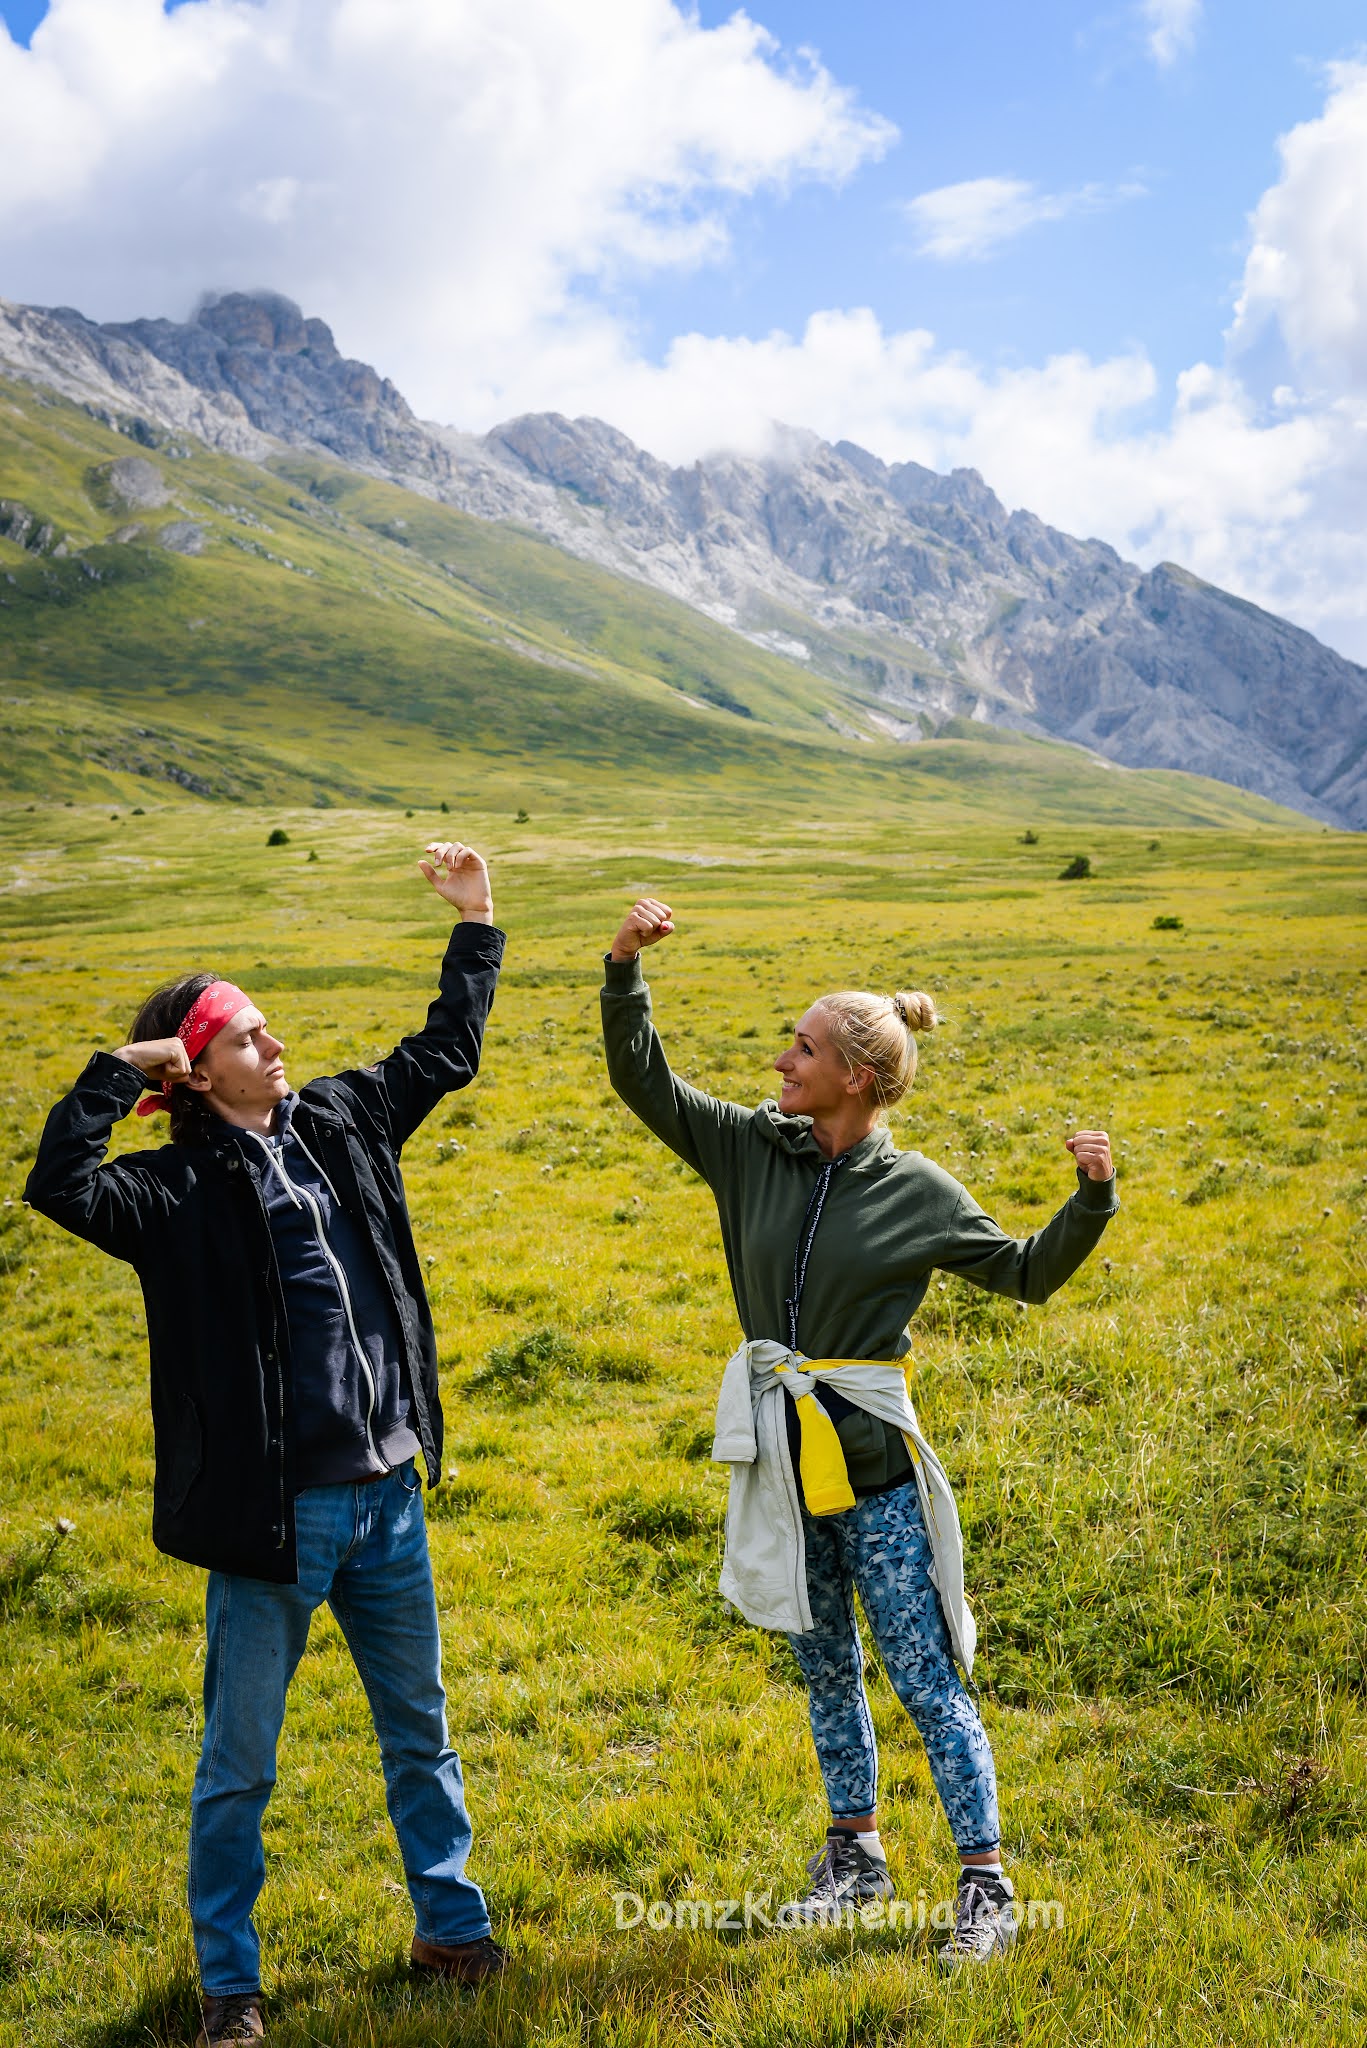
[196,1992,266,2045]
[410,1933,507,1984]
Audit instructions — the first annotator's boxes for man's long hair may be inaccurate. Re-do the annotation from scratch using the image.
[129,972,223,1145]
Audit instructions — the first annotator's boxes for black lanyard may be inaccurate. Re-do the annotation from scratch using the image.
[784,1154,848,1352]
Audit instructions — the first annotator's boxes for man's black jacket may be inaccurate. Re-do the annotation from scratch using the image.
[24,920,504,1583]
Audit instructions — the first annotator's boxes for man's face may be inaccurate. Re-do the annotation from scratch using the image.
[189,1003,289,1123]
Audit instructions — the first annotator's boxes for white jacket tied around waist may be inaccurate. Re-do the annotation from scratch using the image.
[711,1338,977,1674]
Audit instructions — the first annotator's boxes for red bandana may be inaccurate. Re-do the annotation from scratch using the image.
[135,981,254,1117]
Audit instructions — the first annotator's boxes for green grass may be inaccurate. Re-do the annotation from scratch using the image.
[0,796,1363,2047]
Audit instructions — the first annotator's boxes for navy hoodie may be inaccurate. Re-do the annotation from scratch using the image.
[234,1095,419,1489]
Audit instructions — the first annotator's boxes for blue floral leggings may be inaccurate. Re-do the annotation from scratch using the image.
[786,1478,1000,1853]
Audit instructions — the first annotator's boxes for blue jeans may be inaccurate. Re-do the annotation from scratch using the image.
[187,1464,490,1995]
[786,1479,1000,1854]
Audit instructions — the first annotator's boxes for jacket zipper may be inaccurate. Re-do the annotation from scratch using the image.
[305,1124,432,1462]
[234,1156,291,1547]
[247,1129,384,1471]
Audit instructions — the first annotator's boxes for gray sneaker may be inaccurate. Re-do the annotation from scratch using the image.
[938,1869,1017,1968]
[777,1828,895,1926]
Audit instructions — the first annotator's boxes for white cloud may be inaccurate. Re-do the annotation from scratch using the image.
[545,311,1357,658]
[1233,60,1367,398]
[1141,0,1201,69]
[0,0,894,415]
[902,174,1141,261]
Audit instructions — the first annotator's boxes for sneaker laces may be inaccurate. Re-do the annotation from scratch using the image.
[950,1873,1013,1953]
[803,1831,860,1897]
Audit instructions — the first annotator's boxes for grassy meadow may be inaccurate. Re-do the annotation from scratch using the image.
[0,796,1363,2048]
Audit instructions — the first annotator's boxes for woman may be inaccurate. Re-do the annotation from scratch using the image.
[600,896,1117,1966]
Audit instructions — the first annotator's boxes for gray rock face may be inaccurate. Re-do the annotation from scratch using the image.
[984,560,1367,826]
[105,456,171,510]
[0,498,59,553]
[157,520,205,556]
[111,292,456,484]
[0,296,270,456]
[3,289,1364,826]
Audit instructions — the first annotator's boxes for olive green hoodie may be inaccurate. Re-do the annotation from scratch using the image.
[601,953,1119,1368]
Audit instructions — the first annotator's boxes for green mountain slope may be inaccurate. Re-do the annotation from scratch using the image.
[0,377,1318,830]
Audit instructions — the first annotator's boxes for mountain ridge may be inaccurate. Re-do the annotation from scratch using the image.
[2,289,1363,829]
[4,367,1306,836]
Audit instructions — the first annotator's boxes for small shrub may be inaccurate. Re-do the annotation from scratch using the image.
[1153,914,1183,930]
[659,1417,713,1462]
[447,1433,507,1461]
[1184,1160,1252,1205]
[266,827,290,847]
[1269,1138,1322,1167]
[468,1326,652,1399]
[440,800,450,813]
[0,1519,77,1619]
[604,1490,712,1544]
[1020,828,1039,845]
[477,1280,545,1315]
[307,849,319,863]
[515,807,530,823]
[131,806,145,815]
[423,1480,492,1523]
[590,1344,653,1384]
[1058,854,1092,880]
[917,1278,1022,1337]
[470,1326,583,1399]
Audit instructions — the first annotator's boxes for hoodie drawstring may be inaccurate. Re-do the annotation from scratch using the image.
[784,1154,848,1351]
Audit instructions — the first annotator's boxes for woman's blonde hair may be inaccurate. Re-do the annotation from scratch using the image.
[816,988,937,1111]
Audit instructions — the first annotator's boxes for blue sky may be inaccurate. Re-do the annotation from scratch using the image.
[664,2,1365,417]
[1,2,1365,656]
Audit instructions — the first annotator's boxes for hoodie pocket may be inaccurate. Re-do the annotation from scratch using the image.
[161,1394,204,1515]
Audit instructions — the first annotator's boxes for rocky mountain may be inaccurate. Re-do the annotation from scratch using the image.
[469,417,1367,828]
[3,289,1364,828]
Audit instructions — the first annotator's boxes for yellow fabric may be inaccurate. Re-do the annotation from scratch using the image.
[776,1355,925,1518]
[805,1356,927,1480]
[792,1394,856,1515]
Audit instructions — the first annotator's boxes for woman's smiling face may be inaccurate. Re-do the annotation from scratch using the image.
[773,1004,866,1119]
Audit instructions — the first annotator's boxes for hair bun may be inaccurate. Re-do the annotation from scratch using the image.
[894,990,936,1034]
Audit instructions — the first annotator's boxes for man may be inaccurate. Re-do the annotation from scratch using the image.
[25,840,505,2048]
